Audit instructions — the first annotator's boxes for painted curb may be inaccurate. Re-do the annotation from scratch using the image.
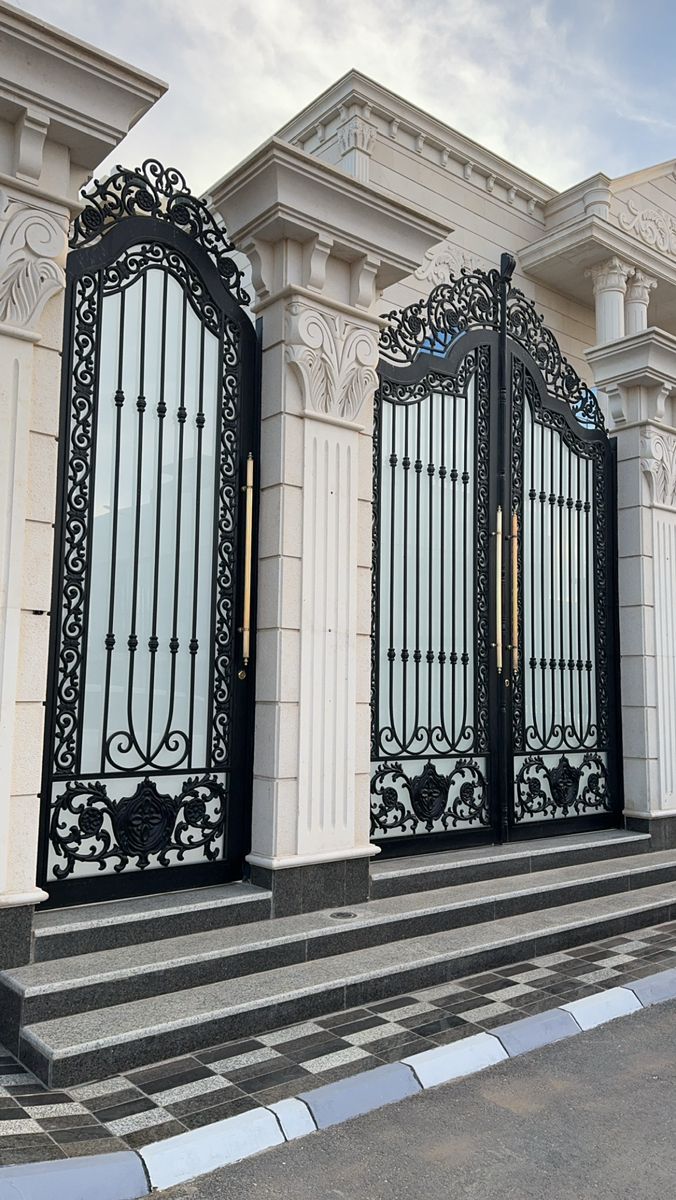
[561,986,642,1030]
[0,1150,148,1200]
[626,967,676,1007]
[2,969,674,1196]
[298,1061,420,1129]
[493,1007,580,1056]
[403,1031,508,1088]
[141,1107,284,1191]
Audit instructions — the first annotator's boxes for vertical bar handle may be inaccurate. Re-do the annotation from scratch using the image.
[239,453,254,678]
[495,505,503,675]
[511,510,519,674]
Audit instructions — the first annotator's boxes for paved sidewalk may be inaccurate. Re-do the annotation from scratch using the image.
[2,920,676,1166]
[163,997,676,1200]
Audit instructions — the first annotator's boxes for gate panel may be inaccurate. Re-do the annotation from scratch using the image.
[371,259,622,854]
[371,342,493,846]
[38,162,258,903]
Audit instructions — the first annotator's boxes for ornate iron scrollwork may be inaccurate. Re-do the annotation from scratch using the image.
[49,775,226,878]
[379,266,604,430]
[514,754,610,820]
[70,159,249,306]
[371,759,489,836]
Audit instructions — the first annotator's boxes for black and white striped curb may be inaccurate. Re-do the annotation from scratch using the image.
[2,967,674,1198]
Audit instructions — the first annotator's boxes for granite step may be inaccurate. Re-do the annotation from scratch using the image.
[31,880,272,962]
[370,830,651,899]
[4,848,675,1039]
[18,879,676,1088]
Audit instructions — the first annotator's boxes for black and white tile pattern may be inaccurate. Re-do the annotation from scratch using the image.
[2,921,676,1166]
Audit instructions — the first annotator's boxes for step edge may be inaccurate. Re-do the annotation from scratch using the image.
[33,890,272,937]
[19,892,676,1055]
[8,864,676,996]
[371,833,651,879]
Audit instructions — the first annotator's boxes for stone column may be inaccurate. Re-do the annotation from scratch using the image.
[587,257,634,344]
[625,271,657,336]
[209,140,448,913]
[0,6,165,965]
[587,330,676,848]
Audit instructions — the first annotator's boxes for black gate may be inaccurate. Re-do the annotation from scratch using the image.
[371,255,622,854]
[38,162,259,903]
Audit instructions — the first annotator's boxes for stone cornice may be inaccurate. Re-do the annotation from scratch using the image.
[207,138,450,299]
[0,0,167,170]
[275,70,554,218]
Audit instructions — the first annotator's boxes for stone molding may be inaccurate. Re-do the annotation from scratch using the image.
[0,193,66,329]
[586,255,634,295]
[285,300,379,422]
[641,428,676,508]
[414,240,479,285]
[617,196,676,259]
[338,114,377,158]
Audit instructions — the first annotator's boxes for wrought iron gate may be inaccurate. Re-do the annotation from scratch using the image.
[371,255,622,854]
[38,162,259,903]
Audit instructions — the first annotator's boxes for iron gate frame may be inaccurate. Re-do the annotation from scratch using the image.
[37,162,261,905]
[371,254,624,856]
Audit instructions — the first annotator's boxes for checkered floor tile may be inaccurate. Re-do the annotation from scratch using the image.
[2,920,676,1166]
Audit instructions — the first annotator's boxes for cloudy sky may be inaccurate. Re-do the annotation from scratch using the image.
[16,0,676,195]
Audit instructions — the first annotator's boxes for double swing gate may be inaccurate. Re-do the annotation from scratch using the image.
[38,162,258,903]
[371,255,622,854]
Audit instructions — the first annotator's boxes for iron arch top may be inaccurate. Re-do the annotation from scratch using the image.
[70,158,249,307]
[379,255,604,431]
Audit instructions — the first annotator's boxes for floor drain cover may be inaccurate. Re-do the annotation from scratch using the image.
[329,910,359,920]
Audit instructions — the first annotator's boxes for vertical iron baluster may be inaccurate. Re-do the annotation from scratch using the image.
[402,403,409,750]
[529,412,538,749]
[387,403,398,748]
[539,417,547,750]
[439,386,448,747]
[146,273,168,761]
[460,371,470,739]
[584,458,593,741]
[558,436,565,749]
[547,426,557,748]
[100,287,125,772]
[576,452,584,744]
[125,273,148,763]
[158,290,189,759]
[412,401,422,748]
[450,389,458,746]
[188,320,206,768]
[427,390,435,743]
[567,445,576,745]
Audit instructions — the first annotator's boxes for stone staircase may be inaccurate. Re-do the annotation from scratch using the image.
[2,829,676,1089]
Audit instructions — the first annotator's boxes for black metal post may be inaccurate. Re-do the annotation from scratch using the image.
[497,252,516,842]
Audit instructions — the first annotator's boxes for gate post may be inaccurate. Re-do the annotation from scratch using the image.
[0,11,164,964]
[588,325,676,848]
[210,142,448,913]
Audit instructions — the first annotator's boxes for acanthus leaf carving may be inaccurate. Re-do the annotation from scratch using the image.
[617,196,676,259]
[641,428,676,507]
[415,240,478,286]
[0,193,66,328]
[286,302,379,422]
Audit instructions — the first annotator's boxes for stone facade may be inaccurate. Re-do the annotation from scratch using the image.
[1,14,676,949]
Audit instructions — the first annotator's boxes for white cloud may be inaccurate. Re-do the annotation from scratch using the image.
[10,0,675,195]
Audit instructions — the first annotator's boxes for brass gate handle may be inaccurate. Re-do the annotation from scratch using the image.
[238,453,254,679]
[495,505,503,675]
[511,510,519,674]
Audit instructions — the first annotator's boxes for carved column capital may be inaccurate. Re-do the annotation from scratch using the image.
[626,270,658,306]
[0,193,66,330]
[336,115,378,184]
[285,300,379,423]
[586,256,634,295]
[641,428,676,507]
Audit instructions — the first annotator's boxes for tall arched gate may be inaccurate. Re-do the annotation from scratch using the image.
[371,255,623,855]
[37,162,259,904]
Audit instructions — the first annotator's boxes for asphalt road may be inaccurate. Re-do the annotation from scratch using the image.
[164,1000,676,1200]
